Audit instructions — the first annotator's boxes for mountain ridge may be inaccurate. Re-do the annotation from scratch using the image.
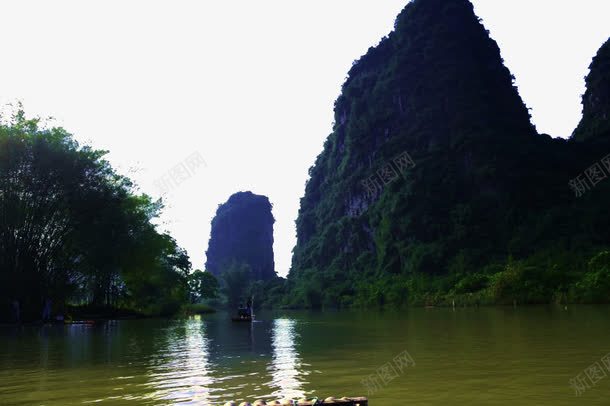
[287,0,610,308]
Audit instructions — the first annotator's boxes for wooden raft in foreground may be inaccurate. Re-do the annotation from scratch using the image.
[223,397,368,406]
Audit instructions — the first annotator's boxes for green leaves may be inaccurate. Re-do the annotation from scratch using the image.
[287,3,610,309]
[0,109,191,320]
[188,270,219,303]
[220,261,252,307]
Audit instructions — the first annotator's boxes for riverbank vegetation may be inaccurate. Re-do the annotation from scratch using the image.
[4,0,610,318]
[0,109,203,322]
[285,1,610,309]
[281,250,610,309]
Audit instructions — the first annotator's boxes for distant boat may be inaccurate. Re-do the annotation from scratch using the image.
[65,320,97,325]
[231,315,254,322]
[43,319,98,326]
[231,296,254,322]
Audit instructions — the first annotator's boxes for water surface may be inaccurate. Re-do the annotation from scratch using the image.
[1,306,609,405]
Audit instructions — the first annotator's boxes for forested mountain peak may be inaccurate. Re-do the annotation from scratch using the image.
[572,38,610,142]
[294,0,535,259]
[337,0,535,146]
[288,0,610,308]
[205,191,276,281]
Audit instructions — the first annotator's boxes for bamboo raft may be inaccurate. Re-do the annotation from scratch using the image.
[231,315,254,322]
[223,397,368,406]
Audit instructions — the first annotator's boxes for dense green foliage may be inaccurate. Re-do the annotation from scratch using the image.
[210,259,286,310]
[572,38,610,142]
[219,261,252,307]
[0,110,195,321]
[188,269,220,303]
[287,0,610,308]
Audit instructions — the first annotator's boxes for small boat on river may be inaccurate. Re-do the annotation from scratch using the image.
[231,315,254,322]
[231,296,254,322]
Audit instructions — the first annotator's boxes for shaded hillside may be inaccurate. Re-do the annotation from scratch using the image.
[288,0,610,308]
[573,38,610,142]
[205,191,276,281]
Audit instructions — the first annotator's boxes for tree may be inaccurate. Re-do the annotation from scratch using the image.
[220,261,252,307]
[0,108,191,320]
[188,270,219,303]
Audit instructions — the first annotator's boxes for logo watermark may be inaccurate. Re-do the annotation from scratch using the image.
[568,154,610,197]
[350,151,415,217]
[153,151,207,195]
[569,352,610,396]
[360,350,416,396]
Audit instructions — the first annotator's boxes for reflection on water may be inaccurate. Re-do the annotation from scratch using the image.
[139,315,310,404]
[2,307,610,405]
[144,316,214,404]
[267,319,307,400]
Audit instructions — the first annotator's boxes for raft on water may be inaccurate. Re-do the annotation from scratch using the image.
[223,396,368,406]
[231,316,254,322]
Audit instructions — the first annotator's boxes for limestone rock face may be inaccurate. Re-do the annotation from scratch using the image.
[205,191,276,281]
[287,0,610,310]
[573,38,610,141]
[291,0,537,280]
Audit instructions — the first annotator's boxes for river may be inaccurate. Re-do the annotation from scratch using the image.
[1,306,609,405]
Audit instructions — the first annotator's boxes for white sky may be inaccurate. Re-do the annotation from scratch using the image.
[0,1,608,277]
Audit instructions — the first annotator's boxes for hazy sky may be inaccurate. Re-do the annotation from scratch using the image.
[0,1,608,277]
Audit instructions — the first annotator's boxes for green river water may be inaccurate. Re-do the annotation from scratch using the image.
[1,306,609,405]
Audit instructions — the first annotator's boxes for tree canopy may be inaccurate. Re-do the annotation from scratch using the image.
[0,109,192,320]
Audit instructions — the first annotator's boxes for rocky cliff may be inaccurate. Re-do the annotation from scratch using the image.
[205,191,276,281]
[288,0,610,307]
[573,38,610,142]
